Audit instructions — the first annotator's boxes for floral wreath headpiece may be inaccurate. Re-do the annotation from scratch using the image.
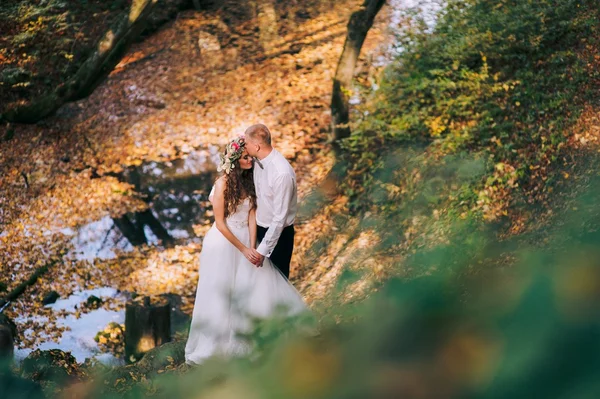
[217,135,246,174]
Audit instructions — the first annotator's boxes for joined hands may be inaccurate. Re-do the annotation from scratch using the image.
[243,248,265,266]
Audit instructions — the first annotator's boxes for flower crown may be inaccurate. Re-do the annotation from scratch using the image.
[217,135,246,174]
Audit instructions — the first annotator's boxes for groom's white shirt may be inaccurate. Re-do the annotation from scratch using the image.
[254,149,298,257]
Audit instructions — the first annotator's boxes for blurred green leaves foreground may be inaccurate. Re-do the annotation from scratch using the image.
[91,179,600,399]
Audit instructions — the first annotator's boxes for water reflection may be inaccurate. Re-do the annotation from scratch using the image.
[70,148,219,261]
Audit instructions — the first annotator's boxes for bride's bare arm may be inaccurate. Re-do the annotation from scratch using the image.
[249,207,257,249]
[212,178,246,252]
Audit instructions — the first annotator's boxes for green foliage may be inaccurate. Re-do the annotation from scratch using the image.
[83,180,600,398]
[342,0,600,224]
[20,349,83,390]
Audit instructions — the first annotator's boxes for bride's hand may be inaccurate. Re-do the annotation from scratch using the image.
[251,249,265,267]
[242,247,260,264]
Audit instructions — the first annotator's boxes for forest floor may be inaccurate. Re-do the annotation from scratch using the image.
[0,0,395,358]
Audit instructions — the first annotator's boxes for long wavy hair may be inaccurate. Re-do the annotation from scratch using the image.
[223,161,256,218]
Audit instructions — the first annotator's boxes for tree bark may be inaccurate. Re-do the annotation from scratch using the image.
[330,0,386,142]
[253,0,279,52]
[2,0,159,124]
[125,296,171,363]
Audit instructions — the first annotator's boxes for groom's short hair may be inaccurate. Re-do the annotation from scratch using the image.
[245,124,272,146]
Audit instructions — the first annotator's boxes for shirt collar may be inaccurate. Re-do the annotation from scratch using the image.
[260,149,277,167]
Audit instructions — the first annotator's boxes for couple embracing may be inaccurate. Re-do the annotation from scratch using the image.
[185,124,308,364]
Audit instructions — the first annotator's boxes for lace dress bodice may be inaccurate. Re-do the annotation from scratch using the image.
[225,199,251,228]
[209,185,251,229]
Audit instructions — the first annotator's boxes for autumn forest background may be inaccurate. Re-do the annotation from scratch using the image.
[2,0,600,398]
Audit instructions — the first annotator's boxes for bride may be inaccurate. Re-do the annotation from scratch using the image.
[185,136,308,364]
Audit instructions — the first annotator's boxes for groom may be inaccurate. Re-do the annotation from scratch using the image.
[244,124,298,279]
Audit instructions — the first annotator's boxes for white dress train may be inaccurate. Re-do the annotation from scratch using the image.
[185,195,307,365]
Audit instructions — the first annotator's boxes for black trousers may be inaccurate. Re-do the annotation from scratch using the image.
[257,225,295,279]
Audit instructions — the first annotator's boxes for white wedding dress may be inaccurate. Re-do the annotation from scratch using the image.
[185,192,308,365]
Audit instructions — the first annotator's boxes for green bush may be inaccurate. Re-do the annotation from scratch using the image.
[343,0,599,223]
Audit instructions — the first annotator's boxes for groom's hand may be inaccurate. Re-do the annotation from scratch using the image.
[242,247,260,264]
[250,249,265,267]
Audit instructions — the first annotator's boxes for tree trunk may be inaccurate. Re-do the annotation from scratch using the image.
[253,0,279,52]
[330,0,386,142]
[2,0,159,124]
[125,296,171,363]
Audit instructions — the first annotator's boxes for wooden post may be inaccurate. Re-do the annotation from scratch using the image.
[125,296,171,363]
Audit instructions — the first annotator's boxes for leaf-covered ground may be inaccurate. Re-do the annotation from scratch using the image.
[0,0,392,350]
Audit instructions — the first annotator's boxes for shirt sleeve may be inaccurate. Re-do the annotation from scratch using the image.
[256,172,295,257]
